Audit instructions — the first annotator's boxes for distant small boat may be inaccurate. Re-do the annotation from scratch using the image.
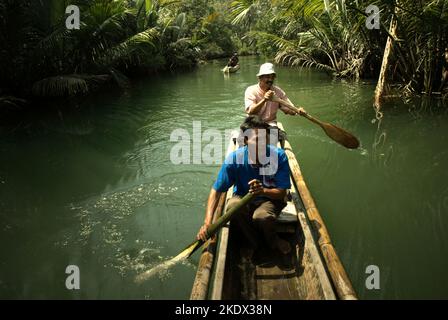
[222,64,240,73]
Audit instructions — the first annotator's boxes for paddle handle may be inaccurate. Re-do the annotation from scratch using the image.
[272,95,360,149]
[300,111,323,127]
[187,192,255,258]
[206,192,254,238]
[272,96,324,127]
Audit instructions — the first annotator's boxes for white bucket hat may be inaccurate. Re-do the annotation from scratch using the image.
[256,63,276,77]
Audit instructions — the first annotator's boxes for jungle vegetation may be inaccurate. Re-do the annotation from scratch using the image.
[1,0,447,110]
[229,0,448,100]
[0,0,244,106]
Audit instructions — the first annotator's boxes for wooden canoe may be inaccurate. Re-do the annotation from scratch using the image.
[190,122,357,300]
[222,64,240,73]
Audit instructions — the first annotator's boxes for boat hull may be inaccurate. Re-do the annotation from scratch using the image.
[222,65,240,73]
[191,122,356,300]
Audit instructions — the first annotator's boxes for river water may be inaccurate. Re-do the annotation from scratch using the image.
[1,56,448,299]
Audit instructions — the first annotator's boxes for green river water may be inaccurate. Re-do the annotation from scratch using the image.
[1,56,448,299]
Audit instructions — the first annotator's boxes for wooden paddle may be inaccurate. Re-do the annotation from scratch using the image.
[272,96,360,149]
[135,192,254,283]
[186,192,255,258]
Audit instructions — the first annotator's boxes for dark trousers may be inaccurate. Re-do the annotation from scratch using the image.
[227,195,286,250]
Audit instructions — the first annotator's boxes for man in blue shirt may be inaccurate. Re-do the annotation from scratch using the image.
[196,116,292,254]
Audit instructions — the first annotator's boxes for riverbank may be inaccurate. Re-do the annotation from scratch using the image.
[0,0,251,113]
[3,1,448,121]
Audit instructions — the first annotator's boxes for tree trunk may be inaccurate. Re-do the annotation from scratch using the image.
[374,14,398,110]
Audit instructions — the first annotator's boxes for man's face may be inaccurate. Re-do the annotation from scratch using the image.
[259,74,276,88]
[245,128,268,149]
[245,128,270,165]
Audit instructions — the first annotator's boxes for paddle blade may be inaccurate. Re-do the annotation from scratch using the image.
[134,240,203,284]
[186,239,204,258]
[320,122,360,149]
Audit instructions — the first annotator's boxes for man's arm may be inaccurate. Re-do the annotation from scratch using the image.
[246,90,274,115]
[247,98,267,115]
[197,188,223,241]
[248,179,286,200]
[204,188,222,226]
[261,187,287,200]
[278,97,307,115]
[280,104,298,115]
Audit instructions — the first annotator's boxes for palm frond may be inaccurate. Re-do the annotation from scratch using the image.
[230,0,260,25]
[100,27,160,65]
[32,73,112,97]
[32,75,89,97]
[0,95,28,110]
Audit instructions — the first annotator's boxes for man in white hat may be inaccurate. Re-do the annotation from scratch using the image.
[245,62,306,127]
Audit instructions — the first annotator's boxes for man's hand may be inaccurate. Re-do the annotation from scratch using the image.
[248,179,264,195]
[264,90,274,101]
[282,107,297,115]
[297,107,307,116]
[196,223,210,241]
[283,106,307,116]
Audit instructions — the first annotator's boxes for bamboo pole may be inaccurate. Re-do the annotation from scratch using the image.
[190,193,226,300]
[210,187,234,300]
[374,14,398,111]
[278,123,357,300]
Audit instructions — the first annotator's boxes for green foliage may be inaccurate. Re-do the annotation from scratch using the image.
[0,95,28,111]
[3,0,446,101]
[32,75,91,97]
[231,0,372,78]
[0,0,241,99]
[391,0,448,94]
[230,0,448,96]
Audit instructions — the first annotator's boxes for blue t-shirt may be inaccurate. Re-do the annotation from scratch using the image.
[212,145,291,197]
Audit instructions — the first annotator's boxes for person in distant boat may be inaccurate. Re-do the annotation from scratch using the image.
[245,63,307,139]
[227,52,239,67]
[196,116,292,255]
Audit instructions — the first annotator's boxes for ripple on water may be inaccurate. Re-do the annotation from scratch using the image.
[63,178,206,280]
